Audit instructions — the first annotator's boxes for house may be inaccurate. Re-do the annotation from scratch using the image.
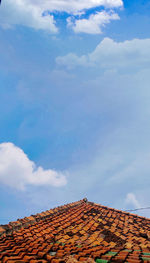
[0,199,150,262]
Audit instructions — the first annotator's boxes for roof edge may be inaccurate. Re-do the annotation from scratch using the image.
[0,199,87,238]
[89,201,150,221]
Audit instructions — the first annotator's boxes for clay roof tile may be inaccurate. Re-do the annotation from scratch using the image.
[0,199,150,262]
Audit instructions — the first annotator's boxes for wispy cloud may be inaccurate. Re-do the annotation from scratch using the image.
[56,37,150,69]
[125,193,141,208]
[0,142,67,190]
[54,37,150,216]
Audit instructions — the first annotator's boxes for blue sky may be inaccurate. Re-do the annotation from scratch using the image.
[0,0,150,223]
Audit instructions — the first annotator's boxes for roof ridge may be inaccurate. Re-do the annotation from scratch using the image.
[1,198,150,262]
[90,201,150,221]
[0,199,87,238]
[1,198,150,238]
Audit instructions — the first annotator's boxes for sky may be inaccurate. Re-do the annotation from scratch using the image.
[0,0,150,224]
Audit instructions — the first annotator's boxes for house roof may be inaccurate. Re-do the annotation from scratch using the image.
[0,199,150,263]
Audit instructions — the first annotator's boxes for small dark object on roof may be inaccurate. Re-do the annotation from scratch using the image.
[83,197,88,202]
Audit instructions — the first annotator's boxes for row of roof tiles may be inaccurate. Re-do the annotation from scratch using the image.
[0,199,150,262]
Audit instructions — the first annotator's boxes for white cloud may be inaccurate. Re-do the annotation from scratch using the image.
[125,193,141,208]
[19,0,123,14]
[67,11,120,34]
[56,37,150,69]
[0,0,123,31]
[56,53,87,69]
[0,0,58,32]
[88,38,150,69]
[0,142,67,190]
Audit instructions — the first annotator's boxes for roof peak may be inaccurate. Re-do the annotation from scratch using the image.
[1,199,150,262]
[0,198,150,238]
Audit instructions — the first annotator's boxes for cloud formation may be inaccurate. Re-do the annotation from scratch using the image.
[0,142,67,190]
[125,193,141,208]
[67,11,119,34]
[15,0,123,14]
[0,0,57,32]
[54,36,150,216]
[0,0,123,31]
[56,37,150,69]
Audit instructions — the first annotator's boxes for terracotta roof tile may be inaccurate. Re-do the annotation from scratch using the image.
[0,199,150,262]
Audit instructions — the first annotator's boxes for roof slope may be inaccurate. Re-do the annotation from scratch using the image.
[0,199,150,262]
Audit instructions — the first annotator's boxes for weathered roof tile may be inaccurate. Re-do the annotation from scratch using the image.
[0,199,150,262]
